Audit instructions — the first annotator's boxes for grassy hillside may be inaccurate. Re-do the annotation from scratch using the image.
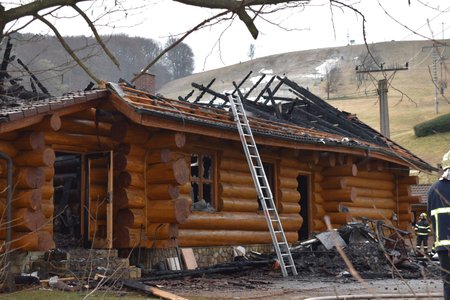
[159,40,450,179]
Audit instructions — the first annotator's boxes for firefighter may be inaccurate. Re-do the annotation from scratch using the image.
[428,150,450,300]
[414,212,431,255]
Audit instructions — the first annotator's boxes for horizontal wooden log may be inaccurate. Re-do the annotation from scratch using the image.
[147,199,190,224]
[280,189,300,203]
[314,193,324,204]
[326,212,353,224]
[178,229,298,247]
[117,171,145,189]
[339,205,394,220]
[317,152,336,167]
[147,158,190,186]
[14,131,45,150]
[220,157,249,172]
[220,182,257,199]
[323,198,396,212]
[116,143,146,157]
[114,187,145,209]
[396,185,412,197]
[296,151,320,164]
[146,149,185,165]
[41,202,54,219]
[320,177,346,190]
[147,131,186,149]
[31,114,61,132]
[111,120,150,144]
[43,167,54,181]
[281,202,301,214]
[313,219,326,232]
[89,167,107,184]
[60,117,111,136]
[278,167,302,178]
[179,183,190,195]
[397,195,422,203]
[321,188,356,202]
[12,208,46,232]
[114,226,146,248]
[280,158,311,171]
[90,200,106,218]
[279,176,299,189]
[322,164,358,177]
[12,231,55,251]
[14,167,45,189]
[347,176,394,190]
[147,184,180,200]
[219,169,252,185]
[116,208,146,228]
[44,131,113,149]
[14,148,55,167]
[41,181,54,200]
[357,171,394,181]
[218,197,259,212]
[147,223,178,240]
[11,189,42,211]
[180,211,302,232]
[397,176,419,185]
[354,187,393,198]
[312,203,325,218]
[0,140,17,158]
[89,184,107,202]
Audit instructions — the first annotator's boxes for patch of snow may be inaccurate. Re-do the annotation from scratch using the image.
[259,68,273,75]
[250,74,271,84]
[315,57,339,75]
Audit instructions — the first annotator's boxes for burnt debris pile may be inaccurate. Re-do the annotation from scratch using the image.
[291,220,440,279]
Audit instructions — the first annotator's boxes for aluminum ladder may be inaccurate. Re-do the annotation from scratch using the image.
[227,94,297,277]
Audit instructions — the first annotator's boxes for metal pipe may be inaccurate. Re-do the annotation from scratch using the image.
[0,151,13,249]
[304,292,443,300]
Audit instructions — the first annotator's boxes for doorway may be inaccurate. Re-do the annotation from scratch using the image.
[53,152,82,248]
[297,175,310,240]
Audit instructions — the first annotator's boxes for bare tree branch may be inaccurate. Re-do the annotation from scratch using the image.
[71,4,120,68]
[2,0,90,24]
[131,9,230,83]
[35,13,101,83]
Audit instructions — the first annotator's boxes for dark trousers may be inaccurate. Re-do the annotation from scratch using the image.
[416,235,429,251]
[438,250,450,300]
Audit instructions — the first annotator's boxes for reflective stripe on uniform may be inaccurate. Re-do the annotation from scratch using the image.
[435,240,450,247]
[431,207,450,216]
[417,232,429,235]
[431,207,450,248]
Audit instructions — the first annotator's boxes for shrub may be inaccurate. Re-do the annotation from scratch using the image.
[414,112,450,137]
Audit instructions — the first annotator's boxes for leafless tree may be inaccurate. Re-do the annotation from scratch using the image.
[0,1,447,89]
[322,65,341,99]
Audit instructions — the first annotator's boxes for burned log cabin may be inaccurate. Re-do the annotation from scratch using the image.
[0,74,434,260]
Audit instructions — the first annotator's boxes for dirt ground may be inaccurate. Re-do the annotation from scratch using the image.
[161,276,443,299]
[146,268,444,299]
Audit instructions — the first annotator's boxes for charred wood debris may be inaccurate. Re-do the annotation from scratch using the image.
[0,37,52,105]
[13,219,440,298]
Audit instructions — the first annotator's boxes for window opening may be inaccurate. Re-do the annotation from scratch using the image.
[191,153,214,211]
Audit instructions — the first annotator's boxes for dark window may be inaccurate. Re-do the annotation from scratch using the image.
[258,162,275,210]
[191,153,215,211]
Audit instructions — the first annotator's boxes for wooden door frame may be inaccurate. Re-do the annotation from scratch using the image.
[83,151,113,249]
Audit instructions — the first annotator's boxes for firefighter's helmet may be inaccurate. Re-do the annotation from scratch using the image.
[420,212,427,219]
[443,150,450,170]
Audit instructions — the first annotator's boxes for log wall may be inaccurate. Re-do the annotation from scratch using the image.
[0,107,422,251]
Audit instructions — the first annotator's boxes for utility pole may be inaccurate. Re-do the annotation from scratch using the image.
[356,64,408,138]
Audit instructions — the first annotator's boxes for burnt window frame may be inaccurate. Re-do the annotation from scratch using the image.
[190,151,217,210]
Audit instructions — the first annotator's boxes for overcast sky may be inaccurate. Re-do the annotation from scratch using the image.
[6,0,450,73]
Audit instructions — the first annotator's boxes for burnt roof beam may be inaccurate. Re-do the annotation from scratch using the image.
[193,78,216,103]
